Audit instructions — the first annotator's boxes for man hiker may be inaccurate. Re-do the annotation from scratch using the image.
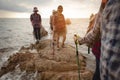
[30,7,41,44]
[53,5,66,49]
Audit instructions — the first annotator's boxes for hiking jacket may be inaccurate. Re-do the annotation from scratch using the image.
[53,13,66,32]
[79,0,120,79]
[78,12,101,47]
[85,14,101,59]
[101,0,120,80]
[30,13,41,28]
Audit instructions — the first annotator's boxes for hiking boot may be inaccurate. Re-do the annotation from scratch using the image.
[57,45,60,51]
[57,47,60,51]
[61,43,65,48]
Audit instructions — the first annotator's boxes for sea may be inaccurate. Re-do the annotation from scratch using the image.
[0,18,95,80]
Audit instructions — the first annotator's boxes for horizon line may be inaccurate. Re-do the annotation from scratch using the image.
[0,17,89,19]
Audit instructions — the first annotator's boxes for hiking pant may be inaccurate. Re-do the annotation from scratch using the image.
[93,58,100,80]
[50,23,53,30]
[33,27,41,40]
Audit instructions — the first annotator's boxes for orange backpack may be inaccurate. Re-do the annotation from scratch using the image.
[54,13,66,30]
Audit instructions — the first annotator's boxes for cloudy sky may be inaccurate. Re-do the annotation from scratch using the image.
[0,0,101,18]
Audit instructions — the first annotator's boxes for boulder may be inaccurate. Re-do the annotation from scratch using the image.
[40,25,48,37]
[33,26,48,39]
[0,39,93,80]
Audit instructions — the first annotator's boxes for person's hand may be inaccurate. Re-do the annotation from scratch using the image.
[74,34,83,45]
[78,37,83,45]
[74,34,79,44]
[53,25,56,31]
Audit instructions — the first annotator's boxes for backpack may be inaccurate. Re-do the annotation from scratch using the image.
[54,13,66,30]
[30,13,41,26]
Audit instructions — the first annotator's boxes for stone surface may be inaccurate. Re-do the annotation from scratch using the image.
[0,40,93,80]
[40,26,48,37]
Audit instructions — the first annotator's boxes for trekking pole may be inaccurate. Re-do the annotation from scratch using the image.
[88,47,90,54]
[74,34,81,80]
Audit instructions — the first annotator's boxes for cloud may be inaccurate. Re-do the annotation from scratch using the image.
[0,0,101,18]
[0,0,29,12]
[0,0,54,12]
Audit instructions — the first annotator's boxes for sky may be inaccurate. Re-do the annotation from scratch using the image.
[0,0,101,18]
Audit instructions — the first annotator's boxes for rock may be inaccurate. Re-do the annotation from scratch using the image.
[32,26,48,40]
[40,26,48,37]
[0,39,93,80]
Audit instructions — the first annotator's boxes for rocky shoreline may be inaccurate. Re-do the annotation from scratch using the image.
[0,39,93,80]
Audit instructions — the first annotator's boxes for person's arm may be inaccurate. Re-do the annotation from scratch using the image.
[30,14,33,22]
[86,19,95,34]
[78,13,101,45]
[39,14,41,24]
[62,14,66,26]
[30,14,34,26]
[52,15,56,31]
[50,16,52,24]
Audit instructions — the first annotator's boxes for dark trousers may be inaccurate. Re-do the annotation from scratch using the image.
[50,24,53,30]
[33,27,41,40]
[93,58,100,80]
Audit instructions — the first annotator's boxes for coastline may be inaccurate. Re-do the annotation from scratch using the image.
[0,39,94,80]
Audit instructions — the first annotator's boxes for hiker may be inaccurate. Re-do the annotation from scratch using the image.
[87,13,101,80]
[83,13,100,80]
[30,7,41,44]
[50,10,57,31]
[50,10,57,41]
[74,0,108,80]
[100,0,120,80]
[53,5,66,49]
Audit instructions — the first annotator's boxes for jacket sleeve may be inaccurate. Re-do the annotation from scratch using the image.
[62,14,66,26]
[39,14,41,23]
[30,14,33,22]
[79,13,101,45]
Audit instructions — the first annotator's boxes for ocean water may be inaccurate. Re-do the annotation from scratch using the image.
[0,18,92,60]
[0,18,89,52]
[0,18,95,79]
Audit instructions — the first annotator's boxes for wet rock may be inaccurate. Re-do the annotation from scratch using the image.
[40,26,48,37]
[0,47,14,53]
[0,39,93,80]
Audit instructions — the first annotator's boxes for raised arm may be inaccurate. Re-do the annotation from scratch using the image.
[78,13,101,45]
